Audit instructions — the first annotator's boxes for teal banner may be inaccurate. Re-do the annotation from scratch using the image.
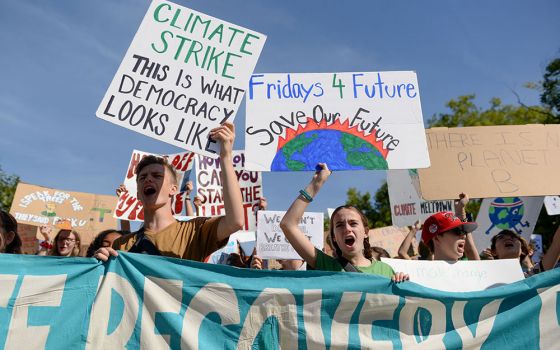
[0,253,558,349]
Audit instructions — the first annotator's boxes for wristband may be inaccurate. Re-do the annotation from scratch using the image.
[299,189,313,202]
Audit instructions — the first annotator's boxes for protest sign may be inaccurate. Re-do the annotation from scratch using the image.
[382,258,525,292]
[114,149,195,221]
[195,151,262,230]
[96,0,266,156]
[387,169,454,227]
[368,226,411,258]
[9,182,118,246]
[530,233,544,264]
[207,230,256,264]
[1,253,558,349]
[244,71,429,171]
[256,210,323,259]
[544,195,560,215]
[418,124,560,199]
[473,196,543,252]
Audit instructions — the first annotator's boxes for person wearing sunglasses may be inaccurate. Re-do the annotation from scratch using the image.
[421,211,479,261]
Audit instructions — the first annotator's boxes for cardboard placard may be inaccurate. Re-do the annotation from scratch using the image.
[96,0,266,156]
[418,124,560,199]
[256,210,323,259]
[9,182,118,246]
[473,196,543,252]
[195,151,262,230]
[382,258,525,292]
[387,169,454,227]
[368,226,414,258]
[244,72,429,171]
[114,149,195,221]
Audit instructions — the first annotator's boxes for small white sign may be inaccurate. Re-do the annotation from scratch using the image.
[544,196,560,215]
[387,169,454,227]
[382,258,525,292]
[256,210,323,260]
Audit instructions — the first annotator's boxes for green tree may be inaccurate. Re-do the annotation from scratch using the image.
[0,166,19,212]
[346,184,391,228]
[427,95,549,127]
[540,57,560,120]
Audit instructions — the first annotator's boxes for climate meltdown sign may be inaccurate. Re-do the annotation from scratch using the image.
[0,253,558,349]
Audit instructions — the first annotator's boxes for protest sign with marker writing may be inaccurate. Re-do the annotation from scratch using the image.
[244,71,429,171]
[418,124,560,199]
[97,0,266,156]
[195,151,262,230]
[387,169,454,227]
[256,210,323,259]
[9,182,118,246]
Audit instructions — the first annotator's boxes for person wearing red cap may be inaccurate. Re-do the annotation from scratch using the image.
[422,211,478,261]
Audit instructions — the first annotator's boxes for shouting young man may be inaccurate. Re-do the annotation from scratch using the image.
[95,122,244,261]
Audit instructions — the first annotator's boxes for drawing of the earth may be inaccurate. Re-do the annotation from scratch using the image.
[488,197,525,231]
[271,129,388,171]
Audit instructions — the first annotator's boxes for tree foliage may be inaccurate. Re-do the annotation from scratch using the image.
[541,57,560,119]
[346,185,391,228]
[0,166,19,212]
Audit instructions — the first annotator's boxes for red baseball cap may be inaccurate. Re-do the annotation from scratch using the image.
[421,212,477,244]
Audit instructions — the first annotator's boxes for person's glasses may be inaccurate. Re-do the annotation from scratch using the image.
[60,238,76,243]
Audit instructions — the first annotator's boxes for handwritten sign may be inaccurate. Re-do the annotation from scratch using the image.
[96,0,266,156]
[418,124,560,199]
[387,169,454,227]
[195,151,262,230]
[256,210,323,259]
[544,196,560,215]
[244,72,429,171]
[382,258,525,292]
[9,182,118,246]
[114,149,195,221]
[473,196,543,252]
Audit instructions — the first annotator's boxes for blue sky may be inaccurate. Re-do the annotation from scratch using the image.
[1,0,558,219]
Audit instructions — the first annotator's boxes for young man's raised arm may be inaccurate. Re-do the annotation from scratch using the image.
[211,122,245,241]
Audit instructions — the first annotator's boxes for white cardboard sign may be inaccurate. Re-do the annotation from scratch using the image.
[114,149,194,221]
[195,151,262,231]
[256,210,324,260]
[544,196,560,215]
[382,258,524,292]
[473,196,544,252]
[97,0,266,156]
[387,169,454,227]
[244,72,429,171]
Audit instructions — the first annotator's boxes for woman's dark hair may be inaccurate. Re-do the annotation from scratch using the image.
[86,229,127,257]
[0,210,22,254]
[491,229,529,261]
[329,205,373,261]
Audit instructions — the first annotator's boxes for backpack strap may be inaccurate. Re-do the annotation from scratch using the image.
[336,256,362,273]
[128,227,161,256]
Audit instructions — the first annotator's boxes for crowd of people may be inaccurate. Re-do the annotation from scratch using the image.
[1,122,560,284]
